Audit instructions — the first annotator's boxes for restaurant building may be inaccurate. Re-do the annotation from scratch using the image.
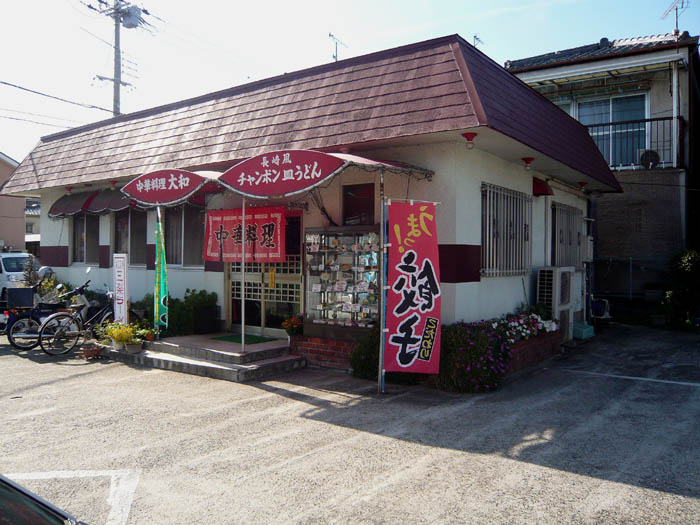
[1,34,620,362]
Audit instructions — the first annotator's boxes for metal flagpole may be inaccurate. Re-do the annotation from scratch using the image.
[241,197,246,353]
[378,169,386,394]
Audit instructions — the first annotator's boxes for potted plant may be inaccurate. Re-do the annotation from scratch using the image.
[105,322,140,352]
[136,327,155,342]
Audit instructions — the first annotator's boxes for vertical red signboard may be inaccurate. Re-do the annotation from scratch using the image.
[384,202,441,374]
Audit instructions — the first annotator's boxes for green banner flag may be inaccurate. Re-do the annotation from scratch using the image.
[154,208,168,331]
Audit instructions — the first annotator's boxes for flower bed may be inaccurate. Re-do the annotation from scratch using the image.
[436,313,559,392]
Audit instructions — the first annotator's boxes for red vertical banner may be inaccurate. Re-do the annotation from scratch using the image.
[384,202,441,374]
[203,207,286,262]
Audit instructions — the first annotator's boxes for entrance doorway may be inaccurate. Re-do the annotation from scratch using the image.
[229,216,302,337]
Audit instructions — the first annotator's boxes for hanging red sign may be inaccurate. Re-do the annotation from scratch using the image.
[203,207,286,263]
[384,202,441,375]
[218,150,346,199]
[121,170,210,206]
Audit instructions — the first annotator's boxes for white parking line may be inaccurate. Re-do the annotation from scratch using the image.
[557,368,700,388]
[5,469,140,525]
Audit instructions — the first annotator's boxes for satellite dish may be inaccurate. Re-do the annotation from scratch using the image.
[640,150,660,169]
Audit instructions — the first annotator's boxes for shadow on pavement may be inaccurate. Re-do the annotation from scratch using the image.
[252,324,700,499]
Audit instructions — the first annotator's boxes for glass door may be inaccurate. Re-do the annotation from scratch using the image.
[229,216,302,337]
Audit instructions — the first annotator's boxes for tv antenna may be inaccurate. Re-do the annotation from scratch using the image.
[473,34,484,47]
[662,0,689,35]
[329,33,348,62]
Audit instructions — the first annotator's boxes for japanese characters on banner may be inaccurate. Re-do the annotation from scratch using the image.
[113,253,128,324]
[384,203,441,374]
[204,207,286,263]
[218,150,346,198]
[121,169,209,206]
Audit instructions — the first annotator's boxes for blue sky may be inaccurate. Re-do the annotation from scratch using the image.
[1,0,698,161]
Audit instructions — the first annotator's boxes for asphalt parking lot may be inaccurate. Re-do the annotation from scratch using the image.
[1,324,699,524]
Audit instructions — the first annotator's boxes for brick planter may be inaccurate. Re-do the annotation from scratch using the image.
[289,335,355,370]
[507,330,562,375]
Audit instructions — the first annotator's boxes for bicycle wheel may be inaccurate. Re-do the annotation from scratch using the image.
[7,316,41,350]
[39,313,82,355]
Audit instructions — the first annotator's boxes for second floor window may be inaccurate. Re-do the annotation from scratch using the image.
[481,183,532,277]
[578,94,646,166]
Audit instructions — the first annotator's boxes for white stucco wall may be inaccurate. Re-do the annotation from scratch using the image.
[38,139,589,326]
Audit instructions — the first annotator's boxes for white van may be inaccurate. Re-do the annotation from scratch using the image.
[0,253,38,301]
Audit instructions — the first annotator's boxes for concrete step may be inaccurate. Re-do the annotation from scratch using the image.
[105,348,306,383]
[147,340,289,365]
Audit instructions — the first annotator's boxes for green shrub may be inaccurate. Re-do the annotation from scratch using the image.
[131,289,217,336]
[664,250,700,329]
[349,325,422,385]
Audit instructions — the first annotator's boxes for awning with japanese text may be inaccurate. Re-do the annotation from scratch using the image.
[384,202,441,374]
[203,207,286,263]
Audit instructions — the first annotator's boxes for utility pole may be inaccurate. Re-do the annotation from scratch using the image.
[113,0,121,116]
[86,0,149,116]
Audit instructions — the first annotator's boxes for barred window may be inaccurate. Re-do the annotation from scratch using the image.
[552,202,583,268]
[481,183,532,277]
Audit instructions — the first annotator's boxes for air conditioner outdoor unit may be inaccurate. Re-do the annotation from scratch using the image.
[537,266,575,341]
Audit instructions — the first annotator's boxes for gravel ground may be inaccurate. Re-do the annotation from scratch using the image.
[1,324,699,524]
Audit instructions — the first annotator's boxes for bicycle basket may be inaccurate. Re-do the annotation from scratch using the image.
[7,288,34,308]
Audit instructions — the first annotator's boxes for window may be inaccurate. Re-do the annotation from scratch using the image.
[163,205,205,266]
[164,207,183,264]
[481,183,532,277]
[25,223,33,234]
[551,202,583,268]
[183,206,205,266]
[130,210,147,264]
[578,94,646,165]
[114,209,147,264]
[72,213,99,264]
[343,183,375,225]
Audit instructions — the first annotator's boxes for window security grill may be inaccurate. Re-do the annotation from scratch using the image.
[481,183,532,277]
[552,202,583,268]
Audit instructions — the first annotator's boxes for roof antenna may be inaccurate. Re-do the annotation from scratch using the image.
[662,0,689,36]
[473,34,484,47]
[329,33,348,61]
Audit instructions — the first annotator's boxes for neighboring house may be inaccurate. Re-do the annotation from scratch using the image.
[0,35,619,343]
[0,151,25,252]
[507,31,700,299]
[25,198,41,256]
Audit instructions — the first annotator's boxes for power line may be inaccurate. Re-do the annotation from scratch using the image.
[0,106,86,125]
[0,80,112,114]
[0,115,72,129]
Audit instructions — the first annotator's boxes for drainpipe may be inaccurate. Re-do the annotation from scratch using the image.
[673,61,679,169]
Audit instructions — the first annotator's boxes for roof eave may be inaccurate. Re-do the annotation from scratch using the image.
[508,37,698,74]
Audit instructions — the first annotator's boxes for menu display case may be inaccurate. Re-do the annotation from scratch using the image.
[304,225,380,338]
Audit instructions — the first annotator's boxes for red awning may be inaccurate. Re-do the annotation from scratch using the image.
[533,177,554,196]
[86,189,134,214]
[48,191,99,218]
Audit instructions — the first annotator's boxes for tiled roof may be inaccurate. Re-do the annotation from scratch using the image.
[506,31,698,72]
[2,34,619,194]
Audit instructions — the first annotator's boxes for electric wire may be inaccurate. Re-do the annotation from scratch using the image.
[0,80,113,114]
[0,107,86,125]
[0,115,72,129]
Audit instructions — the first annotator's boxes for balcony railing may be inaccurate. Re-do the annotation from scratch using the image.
[585,116,684,169]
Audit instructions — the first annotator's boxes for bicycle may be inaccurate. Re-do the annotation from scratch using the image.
[38,277,141,356]
[4,275,64,351]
